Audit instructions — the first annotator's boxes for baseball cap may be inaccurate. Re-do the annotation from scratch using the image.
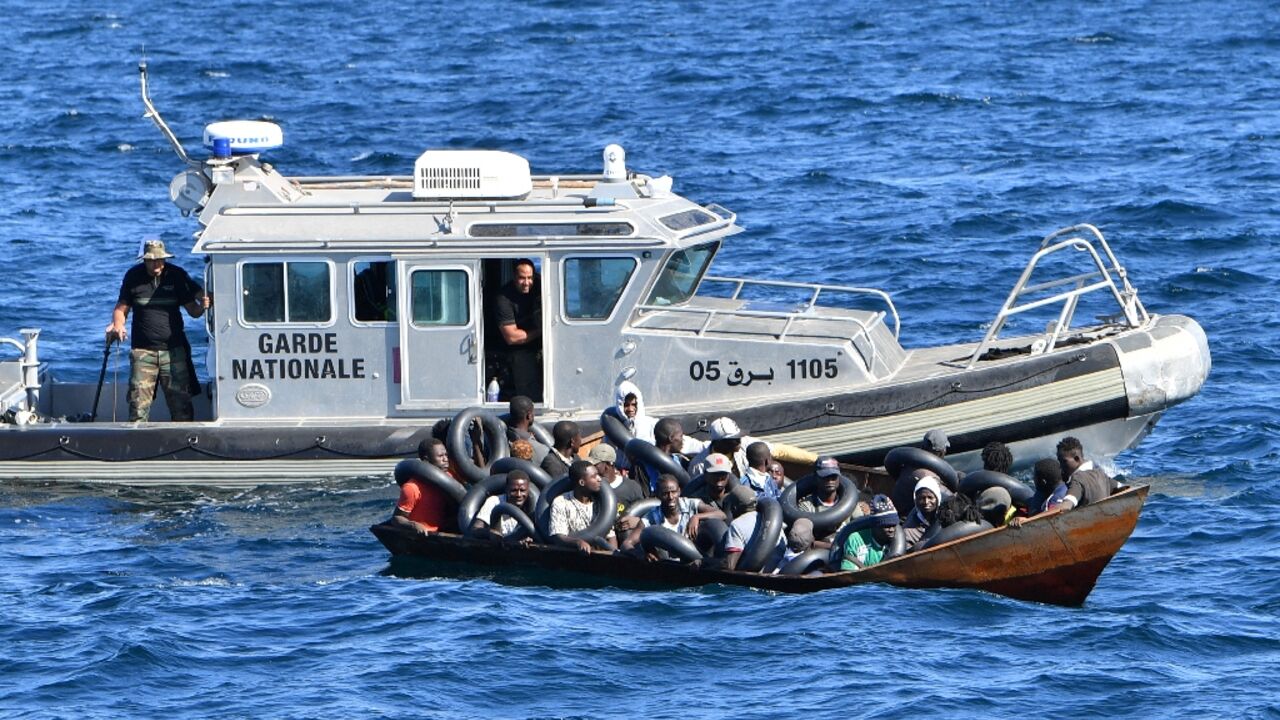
[814,455,841,478]
[587,443,617,464]
[705,452,732,474]
[923,429,950,453]
[709,417,742,441]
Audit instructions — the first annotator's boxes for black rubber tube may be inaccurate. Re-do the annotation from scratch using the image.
[779,475,859,537]
[919,519,993,551]
[736,498,784,573]
[884,446,959,490]
[623,497,660,518]
[600,408,633,449]
[533,475,617,543]
[959,470,1034,506]
[623,437,690,487]
[456,474,508,536]
[393,458,467,504]
[639,525,702,564]
[489,501,538,541]
[883,522,907,560]
[446,407,511,485]
[489,456,554,490]
[827,513,880,566]
[781,548,830,576]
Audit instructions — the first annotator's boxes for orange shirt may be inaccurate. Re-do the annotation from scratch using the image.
[396,479,450,532]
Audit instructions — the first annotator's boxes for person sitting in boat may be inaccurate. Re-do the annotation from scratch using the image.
[510,438,534,462]
[432,419,486,474]
[688,417,766,480]
[390,444,457,537]
[767,459,790,491]
[798,456,860,548]
[977,486,1015,527]
[777,517,815,571]
[493,258,543,401]
[620,474,725,560]
[105,238,209,422]
[605,380,656,471]
[741,441,782,500]
[981,441,1013,473]
[549,460,615,554]
[722,494,786,572]
[506,395,549,466]
[690,453,756,520]
[1009,459,1070,528]
[1053,436,1120,511]
[839,495,898,570]
[633,417,701,494]
[419,438,464,484]
[472,470,536,545]
[589,443,644,515]
[922,429,950,458]
[902,471,945,546]
[541,420,581,480]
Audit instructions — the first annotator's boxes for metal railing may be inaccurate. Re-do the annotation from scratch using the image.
[964,224,1148,369]
[631,277,899,371]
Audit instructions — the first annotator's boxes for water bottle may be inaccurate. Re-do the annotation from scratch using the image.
[486,377,500,403]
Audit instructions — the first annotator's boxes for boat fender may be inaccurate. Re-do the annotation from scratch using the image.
[490,456,554,490]
[457,474,509,536]
[624,497,660,518]
[736,498,784,573]
[639,525,702,564]
[884,446,959,491]
[919,519,993,551]
[447,407,511,485]
[780,475,859,537]
[781,548,830,576]
[623,437,691,487]
[599,407,633,449]
[394,458,467,504]
[489,501,538,542]
[959,470,1034,507]
[533,475,618,543]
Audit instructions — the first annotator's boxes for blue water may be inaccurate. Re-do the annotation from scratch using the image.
[2,1,1278,717]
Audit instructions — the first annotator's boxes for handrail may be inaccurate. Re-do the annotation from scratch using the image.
[964,224,1148,369]
[702,275,900,340]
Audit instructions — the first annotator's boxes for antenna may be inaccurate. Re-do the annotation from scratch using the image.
[139,59,197,167]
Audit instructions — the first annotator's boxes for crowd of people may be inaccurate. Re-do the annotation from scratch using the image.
[389,385,1124,575]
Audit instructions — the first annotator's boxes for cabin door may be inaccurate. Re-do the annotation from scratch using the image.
[396,259,483,408]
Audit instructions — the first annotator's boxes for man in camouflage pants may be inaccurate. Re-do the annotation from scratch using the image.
[106,239,209,421]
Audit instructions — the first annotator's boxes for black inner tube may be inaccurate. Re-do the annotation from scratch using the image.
[736,498,784,573]
[599,408,633,449]
[623,497,660,519]
[489,456,554,490]
[781,547,829,576]
[639,525,702,564]
[446,407,511,485]
[960,470,1034,506]
[623,437,690,488]
[489,501,538,541]
[394,458,467,504]
[919,519,994,551]
[780,475,859,537]
[884,446,959,490]
[533,475,618,543]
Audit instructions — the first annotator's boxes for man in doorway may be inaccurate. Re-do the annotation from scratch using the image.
[105,238,208,422]
[493,258,542,401]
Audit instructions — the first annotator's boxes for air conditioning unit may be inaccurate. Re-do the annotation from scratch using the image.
[412,150,532,200]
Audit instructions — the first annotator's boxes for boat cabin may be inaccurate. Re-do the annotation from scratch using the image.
[188,132,903,422]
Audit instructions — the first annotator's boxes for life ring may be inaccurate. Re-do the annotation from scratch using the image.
[600,407,633,449]
[736,498,784,573]
[489,456,554,490]
[393,458,467,504]
[884,446,959,490]
[533,475,618,543]
[446,407,511,485]
[489,501,538,542]
[623,437,690,488]
[779,475,859,537]
[919,519,993,551]
[639,525,702,564]
[781,548,830,576]
[959,470,1034,507]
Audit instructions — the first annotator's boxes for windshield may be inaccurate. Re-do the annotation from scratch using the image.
[644,241,720,306]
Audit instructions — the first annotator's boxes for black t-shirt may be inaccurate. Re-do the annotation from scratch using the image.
[493,282,541,351]
[117,263,201,350]
[610,475,646,511]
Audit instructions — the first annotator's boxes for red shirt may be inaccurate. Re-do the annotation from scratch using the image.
[396,479,450,532]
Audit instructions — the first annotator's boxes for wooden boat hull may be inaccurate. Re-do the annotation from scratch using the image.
[371,484,1148,607]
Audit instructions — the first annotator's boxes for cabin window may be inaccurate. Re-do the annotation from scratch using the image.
[351,260,397,323]
[469,222,633,238]
[410,270,470,326]
[562,257,637,321]
[241,261,332,324]
[659,208,716,231]
[644,241,720,307]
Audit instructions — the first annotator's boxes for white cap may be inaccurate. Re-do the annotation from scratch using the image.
[709,417,742,441]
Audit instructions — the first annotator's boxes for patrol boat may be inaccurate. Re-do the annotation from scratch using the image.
[0,65,1210,487]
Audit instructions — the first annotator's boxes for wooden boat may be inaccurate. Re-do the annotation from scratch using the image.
[370,484,1148,607]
